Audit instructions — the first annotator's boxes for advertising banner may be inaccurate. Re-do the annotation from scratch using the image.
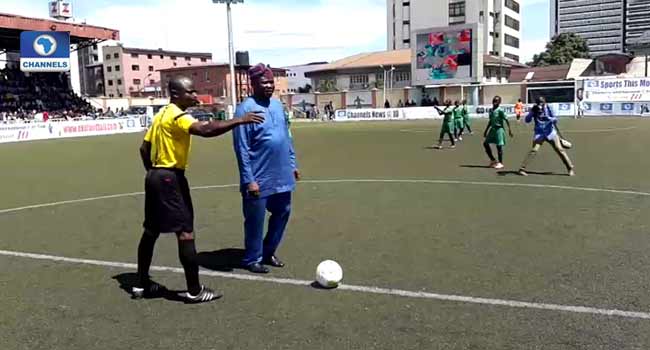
[583,78,650,102]
[0,118,144,144]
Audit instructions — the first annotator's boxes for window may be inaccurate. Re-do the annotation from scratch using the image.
[93,55,98,62]
[92,44,98,50]
[200,58,207,62]
[160,54,164,59]
[504,53,520,62]
[148,66,154,72]
[505,0,519,14]
[184,56,191,61]
[505,15,520,31]
[171,56,177,60]
[490,31,500,38]
[150,79,155,85]
[173,62,177,66]
[147,54,152,59]
[115,65,121,71]
[133,79,141,85]
[505,34,519,48]
[131,53,139,58]
[132,65,140,71]
[113,53,119,58]
[108,80,114,86]
[117,79,122,85]
[449,2,465,17]
[204,71,210,81]
[107,66,112,73]
[119,93,123,97]
[394,71,411,82]
[350,74,369,85]
[105,54,111,60]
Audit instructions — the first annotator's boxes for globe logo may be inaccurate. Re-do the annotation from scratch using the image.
[33,34,57,57]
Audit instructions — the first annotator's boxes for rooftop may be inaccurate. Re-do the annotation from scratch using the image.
[509,65,571,82]
[119,46,212,59]
[306,49,411,75]
[0,12,119,51]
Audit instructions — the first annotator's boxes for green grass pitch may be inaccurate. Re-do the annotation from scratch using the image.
[1,117,650,349]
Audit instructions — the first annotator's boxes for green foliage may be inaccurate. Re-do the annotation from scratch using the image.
[528,33,590,67]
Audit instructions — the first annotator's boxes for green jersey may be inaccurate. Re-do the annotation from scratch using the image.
[461,106,469,119]
[488,107,507,129]
[452,107,463,120]
[441,108,453,124]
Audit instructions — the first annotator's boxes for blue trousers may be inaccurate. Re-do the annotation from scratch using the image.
[242,191,292,266]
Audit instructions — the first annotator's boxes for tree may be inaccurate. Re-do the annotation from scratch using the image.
[528,33,590,67]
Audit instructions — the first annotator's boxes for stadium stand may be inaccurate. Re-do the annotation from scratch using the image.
[0,66,96,122]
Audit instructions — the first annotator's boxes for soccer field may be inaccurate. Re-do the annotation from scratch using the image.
[2,117,650,349]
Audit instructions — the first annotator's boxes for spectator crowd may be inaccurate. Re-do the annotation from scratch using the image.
[0,66,106,123]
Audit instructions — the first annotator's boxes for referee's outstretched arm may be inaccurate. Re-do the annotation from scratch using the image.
[188,112,264,138]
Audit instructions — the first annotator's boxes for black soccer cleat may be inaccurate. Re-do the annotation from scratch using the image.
[184,286,223,304]
[132,280,167,299]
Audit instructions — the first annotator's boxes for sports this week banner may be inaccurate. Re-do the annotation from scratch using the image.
[583,78,650,102]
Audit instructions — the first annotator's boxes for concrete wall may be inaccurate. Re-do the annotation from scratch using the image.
[87,97,169,112]
[317,93,343,111]
[481,84,521,104]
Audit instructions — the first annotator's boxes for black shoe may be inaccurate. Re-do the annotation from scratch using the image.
[263,255,285,268]
[132,280,167,299]
[246,262,270,274]
[184,285,223,304]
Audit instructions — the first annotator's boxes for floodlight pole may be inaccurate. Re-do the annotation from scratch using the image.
[227,2,237,117]
[213,0,241,119]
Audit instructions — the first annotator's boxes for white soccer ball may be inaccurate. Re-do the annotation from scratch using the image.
[316,260,343,288]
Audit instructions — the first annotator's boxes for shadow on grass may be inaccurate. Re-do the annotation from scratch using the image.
[497,170,563,177]
[310,281,339,290]
[112,272,187,303]
[197,248,245,272]
[460,164,493,169]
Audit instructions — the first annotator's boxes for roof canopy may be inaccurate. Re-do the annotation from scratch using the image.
[0,12,119,52]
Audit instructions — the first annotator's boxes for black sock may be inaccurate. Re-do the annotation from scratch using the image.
[497,146,504,163]
[484,143,495,161]
[137,231,159,287]
[448,132,455,145]
[178,239,201,296]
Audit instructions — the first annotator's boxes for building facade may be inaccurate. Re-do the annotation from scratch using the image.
[550,0,625,56]
[550,0,650,55]
[387,0,522,62]
[283,62,329,93]
[625,0,650,48]
[101,45,212,98]
[159,64,288,103]
[75,40,120,97]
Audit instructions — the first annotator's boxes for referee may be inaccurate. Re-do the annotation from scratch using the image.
[135,76,263,303]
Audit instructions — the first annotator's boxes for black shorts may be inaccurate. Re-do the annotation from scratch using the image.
[143,168,194,233]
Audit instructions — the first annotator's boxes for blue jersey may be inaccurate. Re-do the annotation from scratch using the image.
[526,105,557,141]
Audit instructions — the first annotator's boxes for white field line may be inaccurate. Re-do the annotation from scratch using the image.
[2,179,650,215]
[1,249,649,320]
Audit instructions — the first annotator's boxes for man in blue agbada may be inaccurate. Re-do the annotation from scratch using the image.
[232,63,301,274]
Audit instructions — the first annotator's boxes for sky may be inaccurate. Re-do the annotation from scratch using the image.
[0,0,550,66]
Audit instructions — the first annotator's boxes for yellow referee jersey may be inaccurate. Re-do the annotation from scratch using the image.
[144,103,197,170]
